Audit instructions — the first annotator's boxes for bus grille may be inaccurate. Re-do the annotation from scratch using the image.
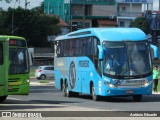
[8,87,19,92]
[8,78,20,82]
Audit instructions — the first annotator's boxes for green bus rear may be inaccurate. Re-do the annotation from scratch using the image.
[0,37,9,102]
[0,36,30,95]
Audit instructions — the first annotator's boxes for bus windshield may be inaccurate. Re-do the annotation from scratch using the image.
[9,48,29,74]
[103,41,152,77]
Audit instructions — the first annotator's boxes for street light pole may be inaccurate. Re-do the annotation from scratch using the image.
[11,0,18,35]
[70,0,72,32]
[25,0,30,10]
[159,0,160,11]
[83,0,85,28]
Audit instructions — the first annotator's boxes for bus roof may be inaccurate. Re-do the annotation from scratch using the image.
[0,35,25,40]
[55,28,147,42]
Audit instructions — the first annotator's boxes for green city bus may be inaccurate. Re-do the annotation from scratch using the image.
[0,38,9,102]
[0,36,30,102]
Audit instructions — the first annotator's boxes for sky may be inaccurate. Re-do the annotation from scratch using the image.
[0,0,159,10]
[0,0,43,10]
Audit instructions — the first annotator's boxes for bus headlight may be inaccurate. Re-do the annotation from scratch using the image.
[104,82,115,88]
[142,81,151,87]
[23,79,30,84]
[27,79,30,83]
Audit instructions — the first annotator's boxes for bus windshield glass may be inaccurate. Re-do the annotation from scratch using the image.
[103,41,152,77]
[9,48,29,74]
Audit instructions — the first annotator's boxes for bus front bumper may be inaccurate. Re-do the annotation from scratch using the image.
[7,83,30,95]
[99,85,152,96]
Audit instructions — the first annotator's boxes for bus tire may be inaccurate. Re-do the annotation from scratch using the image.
[133,95,142,102]
[0,96,7,103]
[91,84,100,101]
[64,83,72,97]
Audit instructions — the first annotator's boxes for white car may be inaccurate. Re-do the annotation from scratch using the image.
[35,66,54,80]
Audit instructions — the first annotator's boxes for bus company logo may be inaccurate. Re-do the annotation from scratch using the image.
[114,80,123,85]
[79,60,89,67]
[2,112,11,117]
[125,79,145,85]
[69,61,76,89]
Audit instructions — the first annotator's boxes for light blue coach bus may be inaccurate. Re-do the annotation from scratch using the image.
[54,28,159,101]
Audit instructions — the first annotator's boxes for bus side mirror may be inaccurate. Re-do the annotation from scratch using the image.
[97,45,104,61]
[150,44,159,59]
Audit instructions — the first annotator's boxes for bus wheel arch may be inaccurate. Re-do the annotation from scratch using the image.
[0,96,7,103]
[90,81,100,101]
[90,81,93,94]
[60,78,63,90]
[64,79,71,97]
[132,95,142,102]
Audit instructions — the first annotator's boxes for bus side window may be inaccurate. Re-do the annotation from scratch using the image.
[79,39,83,56]
[70,39,74,56]
[55,41,60,57]
[60,41,65,57]
[86,37,93,56]
[82,38,86,55]
[93,37,99,56]
[0,43,3,65]
[72,39,76,56]
[75,39,79,56]
[93,37,100,69]
[64,41,67,57]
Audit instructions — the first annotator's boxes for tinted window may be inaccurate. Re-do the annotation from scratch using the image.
[44,67,54,70]
[54,37,99,57]
[0,43,3,65]
[9,48,29,74]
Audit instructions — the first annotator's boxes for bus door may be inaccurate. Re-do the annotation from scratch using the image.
[0,42,8,102]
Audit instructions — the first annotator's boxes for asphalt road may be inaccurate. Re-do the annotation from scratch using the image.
[0,79,160,119]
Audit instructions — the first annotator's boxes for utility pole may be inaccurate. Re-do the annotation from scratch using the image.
[83,0,85,28]
[70,0,72,32]
[159,0,160,11]
[48,2,50,14]
[25,0,30,10]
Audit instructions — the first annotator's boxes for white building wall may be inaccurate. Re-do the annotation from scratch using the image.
[92,5,115,16]
[118,4,142,17]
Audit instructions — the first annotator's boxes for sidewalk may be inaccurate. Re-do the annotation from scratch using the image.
[152,91,160,94]
[29,77,55,86]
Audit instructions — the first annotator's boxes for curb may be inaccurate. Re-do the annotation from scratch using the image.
[30,80,55,86]
[152,92,160,94]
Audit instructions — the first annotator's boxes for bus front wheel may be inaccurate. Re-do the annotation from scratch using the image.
[0,96,7,103]
[132,95,142,102]
[91,84,100,101]
[64,83,71,97]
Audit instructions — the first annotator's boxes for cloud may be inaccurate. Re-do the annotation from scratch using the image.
[153,0,159,10]
[0,0,43,10]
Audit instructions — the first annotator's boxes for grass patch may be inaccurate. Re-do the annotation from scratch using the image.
[29,66,37,77]
[39,80,49,83]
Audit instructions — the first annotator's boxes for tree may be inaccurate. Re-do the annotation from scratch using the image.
[130,17,150,34]
[31,2,44,14]
[0,7,61,47]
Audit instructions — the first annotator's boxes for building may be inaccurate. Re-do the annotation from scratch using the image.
[30,47,54,66]
[44,0,117,31]
[44,0,153,31]
[116,0,153,27]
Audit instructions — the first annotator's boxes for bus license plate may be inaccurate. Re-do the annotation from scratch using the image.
[126,90,134,94]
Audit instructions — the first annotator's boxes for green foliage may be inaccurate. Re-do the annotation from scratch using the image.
[0,6,61,47]
[130,17,150,34]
